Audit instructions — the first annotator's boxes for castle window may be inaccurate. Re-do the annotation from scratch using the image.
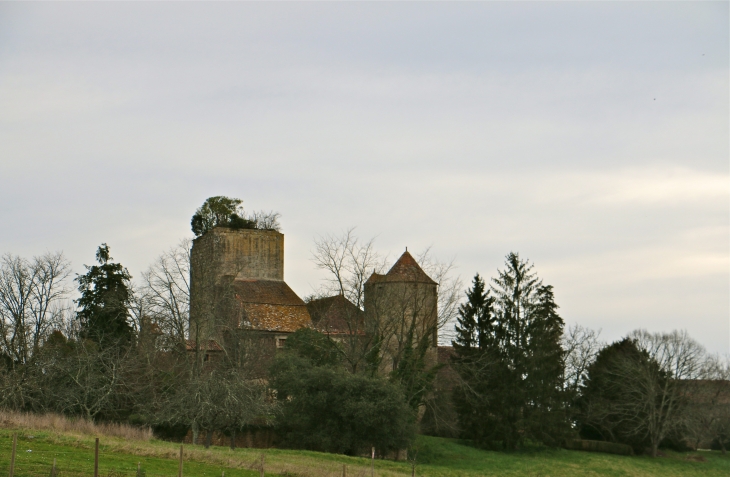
[276,337,287,349]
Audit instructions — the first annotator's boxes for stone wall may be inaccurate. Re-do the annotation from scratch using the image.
[190,227,285,337]
[191,227,284,284]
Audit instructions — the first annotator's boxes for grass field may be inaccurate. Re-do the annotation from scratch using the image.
[0,418,728,477]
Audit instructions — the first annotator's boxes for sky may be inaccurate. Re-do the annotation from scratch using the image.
[0,2,728,353]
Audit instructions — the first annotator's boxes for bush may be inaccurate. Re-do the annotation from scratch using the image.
[271,354,417,455]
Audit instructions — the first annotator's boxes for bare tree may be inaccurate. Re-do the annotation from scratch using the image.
[562,324,604,393]
[34,338,133,420]
[311,230,461,379]
[139,239,191,349]
[414,247,462,344]
[684,354,730,452]
[312,230,461,334]
[156,365,273,447]
[312,228,387,310]
[603,329,708,456]
[0,252,71,367]
[248,210,281,231]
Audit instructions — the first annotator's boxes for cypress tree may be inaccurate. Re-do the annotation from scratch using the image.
[75,244,133,346]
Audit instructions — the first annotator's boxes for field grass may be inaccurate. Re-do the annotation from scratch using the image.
[0,414,728,477]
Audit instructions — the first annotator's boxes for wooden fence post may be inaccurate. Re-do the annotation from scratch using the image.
[259,453,265,477]
[371,447,375,477]
[93,438,99,477]
[9,433,17,477]
[178,445,183,477]
[342,463,347,477]
[51,458,57,477]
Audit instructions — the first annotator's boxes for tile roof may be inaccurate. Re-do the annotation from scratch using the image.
[232,279,311,332]
[232,279,307,306]
[366,251,437,285]
[240,302,311,333]
[307,295,365,335]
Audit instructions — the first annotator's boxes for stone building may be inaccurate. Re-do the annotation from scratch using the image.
[364,251,439,373]
[189,227,311,367]
[189,227,439,375]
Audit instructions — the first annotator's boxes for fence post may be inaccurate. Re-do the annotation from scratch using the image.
[94,438,99,477]
[411,462,415,477]
[52,458,57,477]
[371,447,374,477]
[342,463,346,477]
[9,433,17,477]
[259,453,265,477]
[178,445,183,477]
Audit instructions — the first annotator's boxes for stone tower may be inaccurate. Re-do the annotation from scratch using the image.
[364,251,438,373]
[189,227,310,350]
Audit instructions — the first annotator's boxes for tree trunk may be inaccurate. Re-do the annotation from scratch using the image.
[230,430,236,450]
[720,438,726,455]
[651,442,658,457]
[192,421,199,445]
[205,429,213,448]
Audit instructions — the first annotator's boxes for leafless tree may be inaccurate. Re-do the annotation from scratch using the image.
[311,230,461,377]
[137,239,191,350]
[684,354,730,452]
[30,337,133,420]
[0,252,71,367]
[414,247,462,344]
[562,324,604,393]
[603,329,708,456]
[248,210,281,231]
[156,365,273,447]
[312,228,388,310]
[311,229,461,334]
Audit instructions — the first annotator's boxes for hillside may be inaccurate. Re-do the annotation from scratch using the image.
[1,416,728,477]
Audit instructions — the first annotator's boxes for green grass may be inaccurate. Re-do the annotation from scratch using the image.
[412,436,730,476]
[0,428,728,477]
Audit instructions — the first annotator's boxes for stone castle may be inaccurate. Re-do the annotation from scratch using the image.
[189,226,438,372]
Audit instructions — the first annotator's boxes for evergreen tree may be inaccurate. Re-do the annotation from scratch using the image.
[452,274,491,353]
[452,274,498,443]
[76,244,133,346]
[452,254,569,449]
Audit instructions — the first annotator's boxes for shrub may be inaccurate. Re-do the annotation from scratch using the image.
[271,354,416,455]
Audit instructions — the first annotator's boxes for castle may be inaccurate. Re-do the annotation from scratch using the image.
[188,226,439,373]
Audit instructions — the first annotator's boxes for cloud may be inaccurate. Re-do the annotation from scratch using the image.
[0,2,727,352]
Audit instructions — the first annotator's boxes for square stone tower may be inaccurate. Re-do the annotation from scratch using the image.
[189,227,310,357]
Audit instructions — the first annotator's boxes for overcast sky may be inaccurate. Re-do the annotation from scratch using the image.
[1,2,727,352]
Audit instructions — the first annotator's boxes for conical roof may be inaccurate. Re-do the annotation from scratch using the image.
[366,251,437,285]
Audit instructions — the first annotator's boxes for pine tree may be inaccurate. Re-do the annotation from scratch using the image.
[76,244,133,346]
[452,254,569,449]
[452,274,490,353]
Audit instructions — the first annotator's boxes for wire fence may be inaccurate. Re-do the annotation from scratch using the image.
[1,433,414,477]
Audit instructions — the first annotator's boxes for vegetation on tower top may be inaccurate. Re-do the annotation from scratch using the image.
[191,196,281,237]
